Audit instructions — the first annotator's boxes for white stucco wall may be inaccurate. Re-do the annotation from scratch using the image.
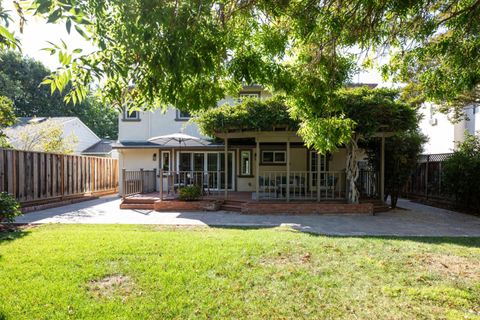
[418,104,456,154]
[419,104,479,154]
[118,89,272,142]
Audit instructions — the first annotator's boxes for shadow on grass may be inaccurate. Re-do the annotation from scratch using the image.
[163,224,480,248]
[0,225,31,244]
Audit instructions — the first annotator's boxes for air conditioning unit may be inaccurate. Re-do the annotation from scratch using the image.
[429,118,438,126]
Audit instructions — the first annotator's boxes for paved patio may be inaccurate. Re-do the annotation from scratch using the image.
[14,195,480,236]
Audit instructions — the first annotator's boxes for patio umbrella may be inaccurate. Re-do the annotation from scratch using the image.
[147,133,207,147]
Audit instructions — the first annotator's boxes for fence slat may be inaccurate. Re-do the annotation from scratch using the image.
[0,148,118,205]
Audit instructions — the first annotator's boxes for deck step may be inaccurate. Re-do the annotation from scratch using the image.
[122,198,157,204]
[220,204,243,212]
[120,203,154,210]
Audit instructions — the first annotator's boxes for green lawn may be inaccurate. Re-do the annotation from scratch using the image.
[1,225,479,319]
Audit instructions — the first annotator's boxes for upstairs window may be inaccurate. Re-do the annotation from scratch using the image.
[176,110,191,120]
[123,110,140,121]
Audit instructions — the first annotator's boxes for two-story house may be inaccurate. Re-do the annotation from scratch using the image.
[114,86,381,213]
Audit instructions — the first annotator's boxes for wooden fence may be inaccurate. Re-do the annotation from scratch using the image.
[0,148,119,205]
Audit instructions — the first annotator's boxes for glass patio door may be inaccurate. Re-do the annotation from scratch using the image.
[309,151,327,190]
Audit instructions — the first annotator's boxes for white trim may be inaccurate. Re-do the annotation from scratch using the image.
[176,150,235,190]
[261,150,286,164]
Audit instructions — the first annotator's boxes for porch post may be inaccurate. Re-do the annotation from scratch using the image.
[286,140,290,202]
[380,135,385,202]
[159,169,163,201]
[224,135,228,200]
[255,138,260,201]
[317,152,321,202]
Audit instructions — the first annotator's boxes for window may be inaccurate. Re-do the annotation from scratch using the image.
[176,110,191,120]
[123,109,140,120]
[161,151,170,171]
[261,151,286,164]
[240,150,252,176]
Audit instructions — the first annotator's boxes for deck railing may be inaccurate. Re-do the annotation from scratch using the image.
[159,170,225,197]
[258,170,346,201]
[122,169,157,198]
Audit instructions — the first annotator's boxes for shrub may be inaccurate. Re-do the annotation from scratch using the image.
[178,185,202,201]
[443,133,480,213]
[0,192,22,223]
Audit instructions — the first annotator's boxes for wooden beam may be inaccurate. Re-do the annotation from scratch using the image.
[380,135,385,202]
[256,139,260,201]
[224,136,228,200]
[286,140,290,202]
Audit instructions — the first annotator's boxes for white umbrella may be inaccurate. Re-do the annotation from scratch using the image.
[148,133,207,147]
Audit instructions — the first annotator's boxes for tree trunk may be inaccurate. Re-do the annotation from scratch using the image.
[346,134,360,204]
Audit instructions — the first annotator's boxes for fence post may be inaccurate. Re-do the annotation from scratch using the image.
[140,168,144,194]
[425,155,429,200]
[122,168,126,200]
[60,154,65,199]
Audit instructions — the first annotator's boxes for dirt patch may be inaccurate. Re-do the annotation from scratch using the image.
[416,253,480,280]
[260,251,313,268]
[87,274,135,300]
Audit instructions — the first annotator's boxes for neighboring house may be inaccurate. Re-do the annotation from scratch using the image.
[114,85,381,202]
[5,117,114,157]
[419,104,480,154]
[82,139,119,158]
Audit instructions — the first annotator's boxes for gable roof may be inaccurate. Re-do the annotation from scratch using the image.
[82,139,114,154]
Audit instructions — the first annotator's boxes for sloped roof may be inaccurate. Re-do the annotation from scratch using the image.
[5,117,78,138]
[82,139,114,154]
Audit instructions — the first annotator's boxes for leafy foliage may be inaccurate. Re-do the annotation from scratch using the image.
[196,97,297,136]
[178,185,202,201]
[295,87,417,154]
[0,191,21,223]
[442,133,480,212]
[0,95,16,147]
[18,0,478,118]
[13,119,78,154]
[0,51,119,139]
[367,131,427,208]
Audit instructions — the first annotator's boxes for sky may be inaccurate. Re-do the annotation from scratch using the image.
[5,0,385,85]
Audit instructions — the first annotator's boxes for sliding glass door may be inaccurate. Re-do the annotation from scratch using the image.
[176,151,234,190]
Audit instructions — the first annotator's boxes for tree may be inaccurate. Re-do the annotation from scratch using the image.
[443,133,480,212]
[0,51,119,139]
[18,0,479,118]
[0,95,16,147]
[14,119,78,153]
[366,131,427,208]
[291,86,417,203]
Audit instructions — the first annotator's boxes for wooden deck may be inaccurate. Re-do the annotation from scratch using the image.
[121,191,387,214]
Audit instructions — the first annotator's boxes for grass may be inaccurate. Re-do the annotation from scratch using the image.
[1,224,479,319]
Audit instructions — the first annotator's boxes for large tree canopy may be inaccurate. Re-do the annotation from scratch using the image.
[15,0,479,117]
[0,51,119,139]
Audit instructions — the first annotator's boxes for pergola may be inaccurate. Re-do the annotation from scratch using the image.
[216,130,391,202]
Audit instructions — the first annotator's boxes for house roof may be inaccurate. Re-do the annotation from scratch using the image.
[113,139,224,149]
[82,139,114,154]
[5,117,79,143]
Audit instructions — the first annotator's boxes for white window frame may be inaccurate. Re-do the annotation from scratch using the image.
[123,109,140,120]
[160,151,170,171]
[176,109,191,120]
[240,150,252,176]
[261,150,286,164]
[176,151,235,190]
